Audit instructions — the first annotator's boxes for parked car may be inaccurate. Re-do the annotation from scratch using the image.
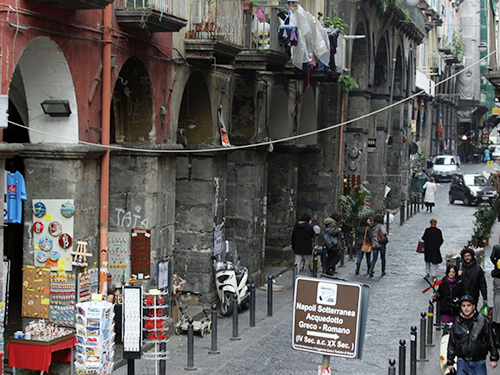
[448,173,498,206]
[491,145,500,160]
[429,155,459,182]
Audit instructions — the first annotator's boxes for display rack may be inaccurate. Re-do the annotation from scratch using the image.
[122,286,142,359]
[74,301,115,375]
[50,272,76,327]
[142,291,169,362]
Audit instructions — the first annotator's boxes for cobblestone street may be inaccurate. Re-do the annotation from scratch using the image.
[114,163,498,375]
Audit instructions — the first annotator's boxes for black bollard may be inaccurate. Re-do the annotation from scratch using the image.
[231,293,240,340]
[418,312,428,362]
[410,197,414,216]
[427,301,434,346]
[435,300,441,331]
[313,252,318,277]
[208,304,219,354]
[386,211,390,234]
[388,359,396,375]
[416,196,420,213]
[293,263,298,289]
[127,359,135,375]
[406,200,410,219]
[267,276,273,317]
[410,326,417,375]
[160,342,166,373]
[398,339,406,375]
[400,203,405,226]
[185,318,196,370]
[250,284,256,327]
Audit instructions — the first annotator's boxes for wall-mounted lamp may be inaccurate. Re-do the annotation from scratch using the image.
[478,42,487,54]
[41,100,71,117]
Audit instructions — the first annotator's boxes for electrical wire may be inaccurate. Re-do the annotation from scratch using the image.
[2,37,496,154]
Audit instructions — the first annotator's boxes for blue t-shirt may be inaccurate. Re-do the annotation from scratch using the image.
[5,171,27,224]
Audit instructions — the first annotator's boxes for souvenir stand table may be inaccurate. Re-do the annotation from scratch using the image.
[7,334,76,374]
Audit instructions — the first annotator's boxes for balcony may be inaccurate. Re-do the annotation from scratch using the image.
[30,0,113,9]
[115,0,188,33]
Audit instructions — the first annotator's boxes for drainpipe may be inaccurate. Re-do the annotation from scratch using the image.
[99,3,112,294]
[337,90,345,179]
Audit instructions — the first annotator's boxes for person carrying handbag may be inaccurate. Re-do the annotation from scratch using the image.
[355,216,372,275]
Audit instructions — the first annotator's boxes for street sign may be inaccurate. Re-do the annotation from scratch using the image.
[292,277,368,358]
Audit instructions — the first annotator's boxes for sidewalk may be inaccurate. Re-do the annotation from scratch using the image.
[112,178,492,374]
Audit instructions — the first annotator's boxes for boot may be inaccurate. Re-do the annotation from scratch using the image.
[369,267,374,277]
[355,263,360,275]
[382,268,386,276]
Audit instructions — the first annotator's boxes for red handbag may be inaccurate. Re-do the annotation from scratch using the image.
[416,240,424,254]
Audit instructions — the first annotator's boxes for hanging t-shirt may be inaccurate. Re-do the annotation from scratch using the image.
[5,171,27,224]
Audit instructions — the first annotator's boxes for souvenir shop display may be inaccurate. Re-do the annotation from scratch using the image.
[72,241,92,267]
[5,170,27,224]
[16,320,74,342]
[33,199,75,271]
[22,266,50,319]
[74,301,115,375]
[131,229,151,277]
[142,290,169,362]
[49,273,76,327]
[76,267,99,303]
[122,286,142,359]
[108,232,131,287]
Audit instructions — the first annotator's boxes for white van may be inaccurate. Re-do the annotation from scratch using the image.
[430,155,459,182]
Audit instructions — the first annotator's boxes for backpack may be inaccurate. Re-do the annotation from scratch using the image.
[378,227,388,245]
[324,233,339,250]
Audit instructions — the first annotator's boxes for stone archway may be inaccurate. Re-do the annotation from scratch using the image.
[268,87,289,141]
[111,57,154,143]
[7,37,79,144]
[177,72,213,145]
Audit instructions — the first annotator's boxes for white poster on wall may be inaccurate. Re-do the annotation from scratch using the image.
[33,199,75,271]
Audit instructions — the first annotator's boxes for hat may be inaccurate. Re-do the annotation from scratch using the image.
[324,217,335,225]
[461,248,475,259]
[300,213,312,222]
[460,295,476,305]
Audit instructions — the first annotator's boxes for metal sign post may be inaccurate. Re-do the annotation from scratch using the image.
[292,276,370,373]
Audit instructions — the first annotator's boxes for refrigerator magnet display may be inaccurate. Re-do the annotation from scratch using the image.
[33,202,46,217]
[39,236,53,251]
[48,250,60,261]
[59,233,72,249]
[33,221,44,233]
[48,221,63,237]
[61,202,75,218]
[36,251,48,263]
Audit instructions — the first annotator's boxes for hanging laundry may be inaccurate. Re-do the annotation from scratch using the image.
[329,29,340,70]
[4,170,27,224]
[218,108,231,147]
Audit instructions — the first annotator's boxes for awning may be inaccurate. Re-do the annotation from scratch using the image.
[471,105,489,118]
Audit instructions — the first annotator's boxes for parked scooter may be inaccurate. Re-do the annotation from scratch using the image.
[211,240,250,316]
[439,322,457,374]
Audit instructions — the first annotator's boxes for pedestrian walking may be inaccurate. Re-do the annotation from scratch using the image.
[291,213,315,276]
[355,216,372,275]
[489,241,500,345]
[459,248,488,307]
[421,218,443,280]
[485,147,491,163]
[422,177,437,212]
[432,265,465,322]
[447,295,499,374]
[323,213,343,276]
[369,214,388,277]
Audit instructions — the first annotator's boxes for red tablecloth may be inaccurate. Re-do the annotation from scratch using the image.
[7,336,76,372]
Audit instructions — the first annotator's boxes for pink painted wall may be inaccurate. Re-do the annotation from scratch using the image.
[0,1,175,143]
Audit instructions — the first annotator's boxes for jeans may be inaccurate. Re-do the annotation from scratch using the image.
[356,244,371,270]
[457,358,487,375]
[371,245,386,270]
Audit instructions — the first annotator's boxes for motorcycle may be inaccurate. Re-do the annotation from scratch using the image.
[211,240,250,316]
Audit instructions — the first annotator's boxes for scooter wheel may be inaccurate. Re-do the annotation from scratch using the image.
[220,291,233,316]
[175,326,182,335]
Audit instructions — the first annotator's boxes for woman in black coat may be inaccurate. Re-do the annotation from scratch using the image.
[421,218,443,279]
[432,265,465,322]
[291,213,315,275]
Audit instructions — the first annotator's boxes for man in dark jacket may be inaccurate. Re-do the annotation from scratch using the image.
[422,218,443,280]
[291,213,315,275]
[447,295,498,374]
[323,213,343,276]
[459,248,488,307]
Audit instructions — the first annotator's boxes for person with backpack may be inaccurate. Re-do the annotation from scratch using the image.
[490,241,500,345]
[323,213,343,276]
[369,214,388,277]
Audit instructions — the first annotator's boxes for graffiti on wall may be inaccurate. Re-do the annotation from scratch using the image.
[114,206,149,228]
